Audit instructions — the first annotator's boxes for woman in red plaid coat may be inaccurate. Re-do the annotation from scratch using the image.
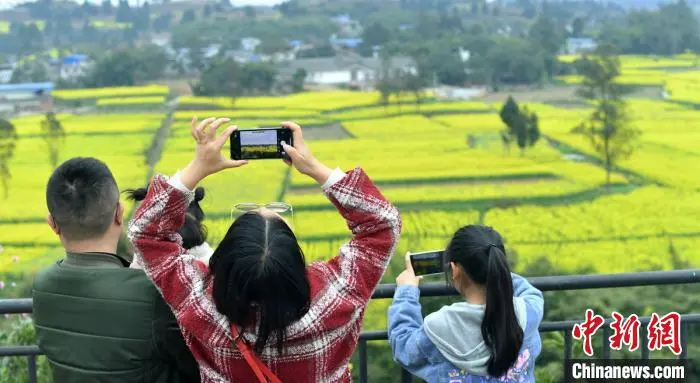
[128,118,402,382]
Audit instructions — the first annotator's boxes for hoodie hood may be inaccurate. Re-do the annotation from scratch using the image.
[423,297,527,376]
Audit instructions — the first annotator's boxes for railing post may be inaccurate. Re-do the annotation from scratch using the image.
[401,367,413,383]
[358,339,368,383]
[602,326,611,359]
[564,330,572,380]
[679,321,688,360]
[640,330,649,359]
[28,354,37,383]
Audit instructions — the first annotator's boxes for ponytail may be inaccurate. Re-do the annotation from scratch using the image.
[446,225,523,377]
[482,245,523,377]
[124,187,148,201]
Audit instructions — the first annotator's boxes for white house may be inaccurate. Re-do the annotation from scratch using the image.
[0,82,53,116]
[331,14,362,37]
[58,54,93,81]
[278,53,417,89]
[0,64,14,84]
[564,38,598,54]
[150,33,172,48]
[241,37,261,52]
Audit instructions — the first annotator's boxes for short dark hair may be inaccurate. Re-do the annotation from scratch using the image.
[210,212,310,355]
[46,157,120,241]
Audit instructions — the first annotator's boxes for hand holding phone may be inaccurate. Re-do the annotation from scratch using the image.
[409,250,445,276]
[230,127,293,160]
[396,252,423,287]
[279,121,333,185]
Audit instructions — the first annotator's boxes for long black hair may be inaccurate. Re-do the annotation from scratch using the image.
[445,225,523,377]
[209,212,310,355]
[126,186,208,250]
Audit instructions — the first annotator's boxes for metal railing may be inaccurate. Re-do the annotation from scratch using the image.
[1,269,699,383]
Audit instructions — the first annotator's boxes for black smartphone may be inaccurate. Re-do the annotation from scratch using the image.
[410,250,445,276]
[230,128,294,160]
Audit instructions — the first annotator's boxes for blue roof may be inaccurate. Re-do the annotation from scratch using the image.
[0,82,54,92]
[62,54,89,65]
[331,37,363,48]
[567,37,596,44]
[288,40,304,48]
[333,14,351,23]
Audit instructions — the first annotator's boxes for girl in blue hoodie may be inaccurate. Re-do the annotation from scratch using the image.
[388,225,544,383]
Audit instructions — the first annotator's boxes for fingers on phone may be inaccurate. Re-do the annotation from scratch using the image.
[207,118,230,138]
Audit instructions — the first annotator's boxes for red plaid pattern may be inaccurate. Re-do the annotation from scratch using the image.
[128,168,401,383]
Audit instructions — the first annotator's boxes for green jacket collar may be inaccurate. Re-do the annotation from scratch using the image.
[62,252,130,268]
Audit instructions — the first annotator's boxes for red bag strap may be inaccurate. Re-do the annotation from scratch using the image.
[231,325,283,383]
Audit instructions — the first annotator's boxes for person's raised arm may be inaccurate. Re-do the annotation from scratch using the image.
[387,254,433,380]
[128,117,247,314]
[281,121,402,303]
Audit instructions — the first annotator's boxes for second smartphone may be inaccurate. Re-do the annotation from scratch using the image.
[230,127,294,160]
[410,250,445,276]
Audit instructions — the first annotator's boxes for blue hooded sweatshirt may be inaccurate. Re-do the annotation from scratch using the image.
[387,273,544,383]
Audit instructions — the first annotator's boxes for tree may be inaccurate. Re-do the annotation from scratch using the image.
[499,96,520,132]
[361,22,392,48]
[529,13,566,78]
[190,59,279,101]
[238,62,277,95]
[526,109,540,147]
[499,96,525,154]
[377,77,396,113]
[520,106,540,148]
[101,0,113,15]
[81,46,168,87]
[181,9,196,24]
[134,2,151,31]
[0,119,18,199]
[295,44,335,59]
[153,12,173,32]
[572,17,585,38]
[573,44,640,185]
[291,68,307,93]
[401,72,428,111]
[519,0,537,18]
[10,61,48,83]
[499,96,537,156]
[116,0,133,23]
[40,112,65,169]
[243,5,256,18]
[257,38,289,55]
[499,129,512,154]
[480,38,545,89]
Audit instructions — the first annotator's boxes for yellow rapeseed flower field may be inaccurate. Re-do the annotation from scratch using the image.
[53,85,169,100]
[3,75,700,329]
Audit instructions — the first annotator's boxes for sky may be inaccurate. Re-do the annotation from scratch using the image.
[0,0,286,10]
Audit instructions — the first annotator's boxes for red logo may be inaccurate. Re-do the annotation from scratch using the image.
[609,312,641,352]
[572,310,683,356]
[647,312,682,355]
[572,309,605,356]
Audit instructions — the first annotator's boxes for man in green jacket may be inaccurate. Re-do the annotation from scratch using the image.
[32,157,200,383]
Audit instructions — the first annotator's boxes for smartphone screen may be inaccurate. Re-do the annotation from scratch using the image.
[410,250,445,276]
[230,128,293,160]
